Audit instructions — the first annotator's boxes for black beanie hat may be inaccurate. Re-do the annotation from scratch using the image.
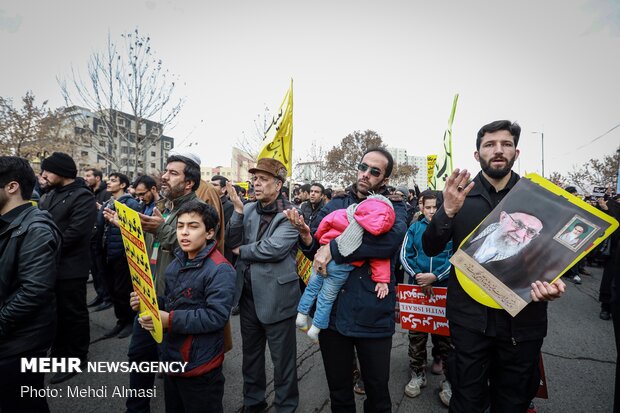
[41,152,77,179]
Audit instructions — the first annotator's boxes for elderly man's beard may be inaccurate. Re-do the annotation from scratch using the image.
[474,226,528,263]
[479,155,516,179]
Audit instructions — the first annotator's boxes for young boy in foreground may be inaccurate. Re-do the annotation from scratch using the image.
[132,201,235,413]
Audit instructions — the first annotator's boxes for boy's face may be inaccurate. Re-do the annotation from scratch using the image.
[176,212,215,257]
[422,198,437,222]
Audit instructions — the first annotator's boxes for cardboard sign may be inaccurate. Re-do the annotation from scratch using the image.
[115,201,163,343]
[451,174,618,316]
[397,284,450,336]
[591,186,607,198]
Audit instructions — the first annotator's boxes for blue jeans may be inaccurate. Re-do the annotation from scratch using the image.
[297,261,354,329]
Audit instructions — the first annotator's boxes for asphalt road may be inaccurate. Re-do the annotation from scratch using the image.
[44,265,616,412]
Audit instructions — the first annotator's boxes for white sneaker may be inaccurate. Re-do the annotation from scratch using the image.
[307,325,320,343]
[295,313,309,331]
[404,371,427,398]
[439,379,451,407]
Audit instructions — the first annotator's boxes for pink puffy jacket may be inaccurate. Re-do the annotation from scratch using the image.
[315,197,396,283]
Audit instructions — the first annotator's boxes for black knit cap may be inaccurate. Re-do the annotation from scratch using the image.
[41,152,77,179]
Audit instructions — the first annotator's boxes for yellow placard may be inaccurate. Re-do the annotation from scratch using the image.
[296,249,312,285]
[115,201,163,343]
[427,155,437,185]
[454,173,619,309]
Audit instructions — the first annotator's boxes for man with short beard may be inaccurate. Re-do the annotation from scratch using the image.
[422,120,566,413]
[84,167,111,206]
[39,152,97,384]
[285,147,408,412]
[299,182,325,227]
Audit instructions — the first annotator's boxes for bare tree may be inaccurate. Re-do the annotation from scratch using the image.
[59,29,184,178]
[236,105,271,161]
[547,171,568,188]
[293,140,328,183]
[391,163,419,185]
[567,150,619,193]
[0,92,71,161]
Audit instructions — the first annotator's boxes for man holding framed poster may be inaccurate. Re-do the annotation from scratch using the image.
[422,120,566,413]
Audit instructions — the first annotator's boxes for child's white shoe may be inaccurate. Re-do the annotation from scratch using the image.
[295,313,309,332]
[307,325,321,343]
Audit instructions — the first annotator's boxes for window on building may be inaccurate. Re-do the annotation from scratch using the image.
[99,141,105,147]
[97,125,106,135]
[117,117,126,127]
[151,163,156,168]
[151,151,156,157]
[81,151,89,157]
[164,141,171,149]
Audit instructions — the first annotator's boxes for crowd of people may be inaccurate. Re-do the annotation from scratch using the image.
[1,119,619,413]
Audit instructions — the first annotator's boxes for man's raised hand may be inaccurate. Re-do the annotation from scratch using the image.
[443,168,474,218]
[283,208,313,246]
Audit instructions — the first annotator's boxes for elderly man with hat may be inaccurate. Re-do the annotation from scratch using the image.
[226,157,301,413]
[39,152,97,384]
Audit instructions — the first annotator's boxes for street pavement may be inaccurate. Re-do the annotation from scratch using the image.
[46,265,616,412]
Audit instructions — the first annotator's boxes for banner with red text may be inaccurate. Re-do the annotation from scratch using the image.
[397,284,449,336]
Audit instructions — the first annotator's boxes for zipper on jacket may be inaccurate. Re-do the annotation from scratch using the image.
[511,337,517,346]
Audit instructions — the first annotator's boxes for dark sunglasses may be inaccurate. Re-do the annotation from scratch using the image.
[357,163,382,177]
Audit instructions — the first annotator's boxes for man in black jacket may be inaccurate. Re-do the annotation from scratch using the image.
[422,120,565,413]
[286,148,408,412]
[0,156,61,412]
[84,167,113,311]
[40,152,97,384]
[299,182,325,228]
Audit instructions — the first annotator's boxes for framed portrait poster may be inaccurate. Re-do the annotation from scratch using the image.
[450,174,618,317]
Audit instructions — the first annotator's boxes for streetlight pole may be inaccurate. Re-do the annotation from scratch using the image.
[531,131,544,177]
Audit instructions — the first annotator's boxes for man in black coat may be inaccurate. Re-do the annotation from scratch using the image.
[422,120,566,413]
[40,152,97,384]
[0,156,62,412]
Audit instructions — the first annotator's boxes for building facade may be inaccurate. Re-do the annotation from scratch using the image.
[63,106,174,179]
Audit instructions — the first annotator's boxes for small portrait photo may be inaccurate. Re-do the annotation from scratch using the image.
[553,215,599,252]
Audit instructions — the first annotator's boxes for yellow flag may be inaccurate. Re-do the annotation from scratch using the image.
[257,79,293,176]
[429,94,459,190]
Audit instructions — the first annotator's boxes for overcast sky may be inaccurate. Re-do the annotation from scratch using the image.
[1,0,619,183]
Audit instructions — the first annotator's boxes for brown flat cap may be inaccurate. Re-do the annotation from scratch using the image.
[249,158,288,181]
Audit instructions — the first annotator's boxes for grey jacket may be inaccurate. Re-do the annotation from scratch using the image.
[226,202,300,324]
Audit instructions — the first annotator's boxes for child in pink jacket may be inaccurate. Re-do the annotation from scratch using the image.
[296,194,396,341]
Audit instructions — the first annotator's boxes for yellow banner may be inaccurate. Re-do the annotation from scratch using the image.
[115,201,163,343]
[257,79,293,176]
[427,155,437,185]
[429,94,459,190]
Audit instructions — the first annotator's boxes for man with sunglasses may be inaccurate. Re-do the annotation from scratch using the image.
[422,120,565,413]
[285,147,408,412]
